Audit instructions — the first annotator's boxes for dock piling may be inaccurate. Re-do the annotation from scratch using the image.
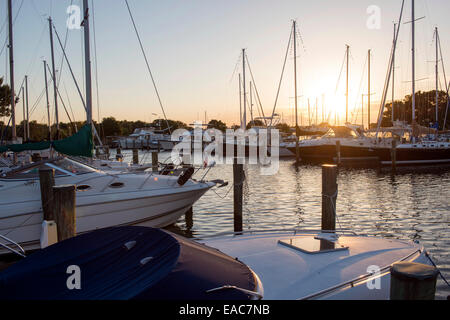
[391,139,397,173]
[152,151,158,172]
[390,261,438,300]
[53,184,76,241]
[322,164,337,232]
[233,159,244,232]
[335,141,341,165]
[39,167,55,221]
[132,149,139,164]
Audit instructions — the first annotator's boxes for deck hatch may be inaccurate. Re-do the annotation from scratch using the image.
[278,237,348,254]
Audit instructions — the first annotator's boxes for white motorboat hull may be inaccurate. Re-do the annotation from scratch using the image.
[200,230,433,300]
[1,186,210,254]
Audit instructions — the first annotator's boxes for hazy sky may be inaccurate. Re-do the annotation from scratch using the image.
[1,0,449,128]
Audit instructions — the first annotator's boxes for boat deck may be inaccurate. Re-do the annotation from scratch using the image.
[200,230,429,299]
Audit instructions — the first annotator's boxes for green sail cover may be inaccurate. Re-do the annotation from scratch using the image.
[53,124,93,157]
[0,124,93,157]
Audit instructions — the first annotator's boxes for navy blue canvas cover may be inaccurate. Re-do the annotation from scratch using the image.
[0,227,257,300]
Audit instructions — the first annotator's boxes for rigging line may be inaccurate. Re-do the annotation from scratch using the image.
[269,23,293,127]
[229,52,242,83]
[91,0,102,133]
[375,0,405,137]
[0,0,25,58]
[351,55,368,124]
[124,0,171,135]
[244,53,267,126]
[28,85,47,117]
[46,63,77,132]
[62,80,77,130]
[52,25,87,113]
[56,0,74,88]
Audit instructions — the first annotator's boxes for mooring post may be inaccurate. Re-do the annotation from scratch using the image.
[322,164,337,232]
[391,139,397,173]
[390,261,438,300]
[132,148,139,164]
[53,184,76,241]
[335,140,341,165]
[233,158,244,232]
[185,206,193,230]
[152,151,158,173]
[39,167,55,221]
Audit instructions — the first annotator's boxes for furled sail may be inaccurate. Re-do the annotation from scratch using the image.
[0,124,93,157]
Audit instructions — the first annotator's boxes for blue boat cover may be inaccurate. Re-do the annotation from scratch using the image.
[0,227,256,300]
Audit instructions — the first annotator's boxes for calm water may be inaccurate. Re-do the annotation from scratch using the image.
[120,150,450,299]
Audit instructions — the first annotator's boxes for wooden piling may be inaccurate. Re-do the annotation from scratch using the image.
[335,141,341,165]
[322,164,337,232]
[390,261,439,300]
[53,184,76,241]
[185,206,193,230]
[39,167,55,221]
[132,149,139,164]
[233,159,244,232]
[391,139,397,173]
[152,151,158,173]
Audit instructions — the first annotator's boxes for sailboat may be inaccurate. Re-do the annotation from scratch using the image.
[0,0,216,255]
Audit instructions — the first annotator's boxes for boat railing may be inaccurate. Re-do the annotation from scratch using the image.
[194,228,359,240]
[297,248,422,300]
[0,234,26,258]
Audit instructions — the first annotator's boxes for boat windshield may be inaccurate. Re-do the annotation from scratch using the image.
[321,126,360,139]
[2,158,96,180]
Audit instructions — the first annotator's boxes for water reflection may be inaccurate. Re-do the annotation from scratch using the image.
[117,150,449,299]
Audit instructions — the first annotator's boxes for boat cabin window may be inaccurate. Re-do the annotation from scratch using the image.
[278,237,348,254]
[2,158,96,180]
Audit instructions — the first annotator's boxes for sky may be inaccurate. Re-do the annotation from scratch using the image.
[1,0,449,129]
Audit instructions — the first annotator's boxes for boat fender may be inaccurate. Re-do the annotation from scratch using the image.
[40,220,58,249]
[177,167,195,186]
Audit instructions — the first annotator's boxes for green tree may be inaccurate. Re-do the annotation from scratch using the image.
[207,119,227,132]
[0,77,14,117]
[382,90,449,128]
[102,117,121,136]
[247,119,265,129]
[151,119,189,132]
[275,122,291,134]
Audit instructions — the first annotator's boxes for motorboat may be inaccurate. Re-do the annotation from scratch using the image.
[0,157,215,254]
[117,127,175,151]
[199,229,435,299]
[0,226,438,300]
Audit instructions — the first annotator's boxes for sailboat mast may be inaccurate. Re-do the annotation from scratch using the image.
[346,45,349,123]
[250,81,254,124]
[293,20,299,163]
[368,49,371,129]
[315,97,318,125]
[43,60,52,141]
[48,17,60,139]
[22,87,25,140]
[83,0,93,126]
[242,49,247,130]
[435,27,439,128]
[239,73,242,128]
[7,0,16,142]
[411,0,416,127]
[25,75,29,140]
[392,23,396,123]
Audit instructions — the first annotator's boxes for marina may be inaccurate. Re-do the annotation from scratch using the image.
[0,0,449,304]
